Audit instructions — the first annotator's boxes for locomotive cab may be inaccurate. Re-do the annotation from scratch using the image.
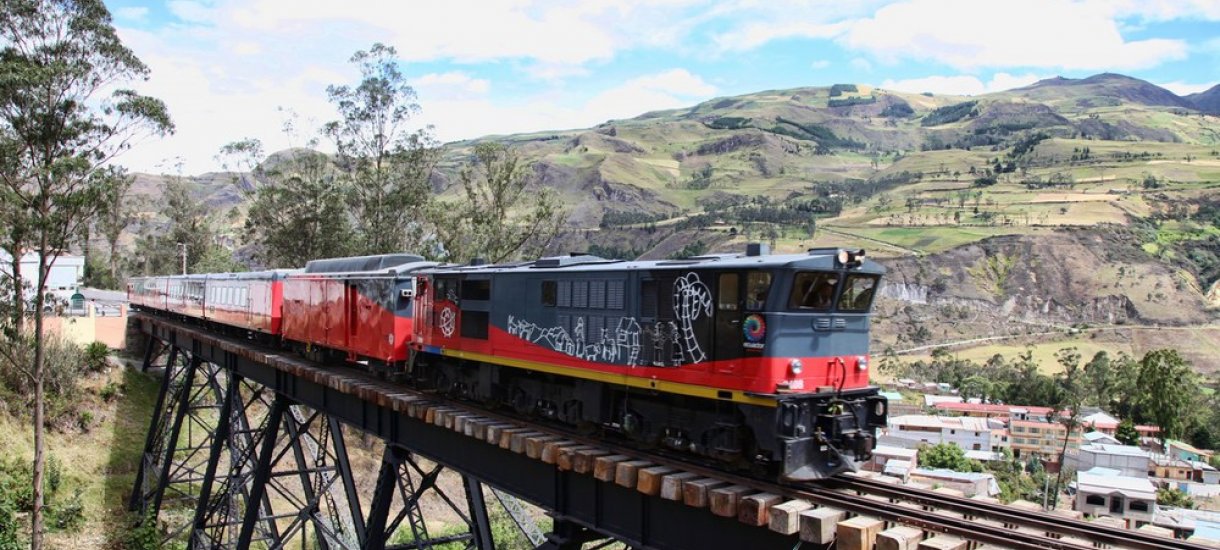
[748,249,888,481]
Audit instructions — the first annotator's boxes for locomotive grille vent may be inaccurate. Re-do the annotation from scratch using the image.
[813,318,847,331]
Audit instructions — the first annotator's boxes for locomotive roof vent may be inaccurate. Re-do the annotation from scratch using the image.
[746,242,770,257]
[469,257,487,266]
[531,254,613,269]
[806,247,842,257]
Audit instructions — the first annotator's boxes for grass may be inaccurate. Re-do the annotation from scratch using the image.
[0,363,160,548]
[827,225,1037,253]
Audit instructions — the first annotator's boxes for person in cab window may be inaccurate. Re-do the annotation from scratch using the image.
[814,277,837,309]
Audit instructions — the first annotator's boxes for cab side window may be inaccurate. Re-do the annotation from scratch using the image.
[837,274,879,312]
[745,272,772,310]
[789,272,839,310]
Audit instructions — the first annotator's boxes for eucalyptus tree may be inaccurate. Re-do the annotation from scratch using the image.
[219,136,355,267]
[435,142,565,263]
[0,1,172,546]
[324,43,438,255]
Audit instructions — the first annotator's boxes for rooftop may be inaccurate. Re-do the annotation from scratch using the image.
[1076,472,1157,500]
[933,402,1054,415]
[1080,444,1150,458]
[873,445,918,459]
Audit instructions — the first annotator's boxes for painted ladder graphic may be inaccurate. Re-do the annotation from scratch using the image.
[672,273,713,364]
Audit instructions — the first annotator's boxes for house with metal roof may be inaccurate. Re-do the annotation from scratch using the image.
[1066,444,1151,478]
[1074,471,1158,527]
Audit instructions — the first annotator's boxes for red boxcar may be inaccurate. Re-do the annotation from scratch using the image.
[282,254,436,365]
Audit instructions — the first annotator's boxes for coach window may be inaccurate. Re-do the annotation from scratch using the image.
[745,272,772,310]
[541,281,557,307]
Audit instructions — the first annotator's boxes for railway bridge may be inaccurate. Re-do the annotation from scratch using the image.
[126,313,1217,550]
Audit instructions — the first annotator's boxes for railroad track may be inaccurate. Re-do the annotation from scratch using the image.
[322,367,1214,550]
[145,316,1215,550]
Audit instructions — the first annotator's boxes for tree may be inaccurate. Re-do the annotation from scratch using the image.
[132,171,230,275]
[1115,419,1140,446]
[434,142,564,263]
[1083,351,1113,408]
[219,134,354,267]
[918,443,983,473]
[1136,349,1199,445]
[1051,347,1084,507]
[324,43,438,255]
[93,166,137,287]
[0,1,172,546]
[1109,352,1142,419]
[1156,487,1195,509]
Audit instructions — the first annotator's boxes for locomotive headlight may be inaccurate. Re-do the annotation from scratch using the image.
[789,359,803,376]
[857,355,868,371]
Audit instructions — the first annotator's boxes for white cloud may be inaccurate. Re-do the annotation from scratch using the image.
[414,69,718,143]
[850,58,873,72]
[114,6,149,21]
[842,0,1187,70]
[714,20,846,52]
[880,72,1045,96]
[1158,81,1216,96]
[410,72,491,97]
[810,60,831,69]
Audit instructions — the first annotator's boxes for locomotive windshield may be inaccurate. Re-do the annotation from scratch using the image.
[789,271,838,310]
[837,274,879,312]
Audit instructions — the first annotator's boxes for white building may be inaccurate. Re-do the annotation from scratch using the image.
[886,415,995,452]
[1067,444,1152,478]
[909,468,1000,497]
[0,249,85,302]
[1075,472,1158,527]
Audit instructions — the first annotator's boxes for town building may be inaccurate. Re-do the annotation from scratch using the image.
[1009,419,1080,462]
[0,249,85,301]
[886,414,995,451]
[932,402,1053,422]
[1075,471,1158,527]
[1152,456,1195,481]
[1066,444,1151,478]
[908,468,1000,498]
[864,445,917,474]
[1083,431,1121,446]
[1166,440,1216,463]
[1081,412,1120,435]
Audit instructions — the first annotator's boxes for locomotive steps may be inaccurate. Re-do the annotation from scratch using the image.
[136,313,1219,550]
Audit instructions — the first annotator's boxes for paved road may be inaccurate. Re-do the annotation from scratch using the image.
[80,287,127,303]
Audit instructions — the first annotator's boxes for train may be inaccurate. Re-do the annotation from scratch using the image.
[128,245,888,481]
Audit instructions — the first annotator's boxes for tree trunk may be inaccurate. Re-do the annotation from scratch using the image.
[30,249,47,550]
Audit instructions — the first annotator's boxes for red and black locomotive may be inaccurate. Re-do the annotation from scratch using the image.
[129,245,887,481]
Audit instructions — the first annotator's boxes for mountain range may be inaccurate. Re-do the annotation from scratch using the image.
[127,72,1220,370]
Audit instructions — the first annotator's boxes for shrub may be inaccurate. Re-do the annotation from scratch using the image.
[921,101,979,127]
[77,410,93,432]
[99,382,121,402]
[83,341,110,373]
[46,490,85,532]
[121,513,162,550]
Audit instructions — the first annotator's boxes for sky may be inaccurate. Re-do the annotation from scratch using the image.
[103,0,1220,174]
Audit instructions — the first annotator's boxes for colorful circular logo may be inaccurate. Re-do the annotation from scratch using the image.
[743,314,766,343]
